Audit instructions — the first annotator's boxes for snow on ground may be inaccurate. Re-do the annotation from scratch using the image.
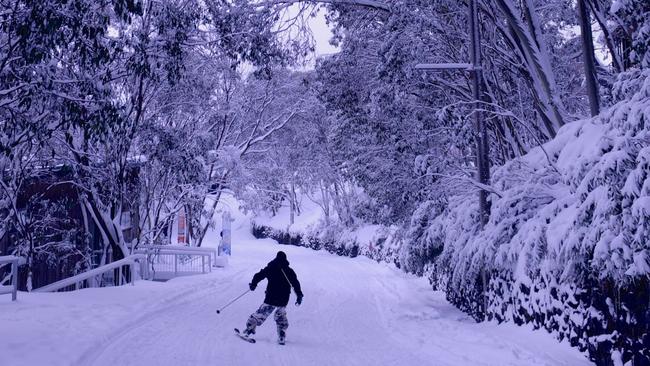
[0,201,593,366]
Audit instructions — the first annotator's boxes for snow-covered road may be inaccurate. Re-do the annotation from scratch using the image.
[84,235,590,366]
[2,227,593,366]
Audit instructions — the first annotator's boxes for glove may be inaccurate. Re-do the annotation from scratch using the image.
[249,283,256,291]
[295,295,303,306]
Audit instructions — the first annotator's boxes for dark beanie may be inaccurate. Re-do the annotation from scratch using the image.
[276,251,287,261]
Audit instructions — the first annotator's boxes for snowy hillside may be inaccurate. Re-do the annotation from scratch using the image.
[400,71,650,364]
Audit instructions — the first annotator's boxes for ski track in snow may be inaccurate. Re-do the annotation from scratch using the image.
[0,211,592,366]
[73,236,591,366]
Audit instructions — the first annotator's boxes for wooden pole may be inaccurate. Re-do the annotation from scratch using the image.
[415,0,491,317]
[469,0,491,319]
[12,260,18,301]
[469,0,490,227]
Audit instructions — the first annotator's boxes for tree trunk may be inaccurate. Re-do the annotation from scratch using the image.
[320,180,331,226]
[586,0,624,73]
[331,181,345,225]
[82,194,127,262]
[196,190,223,248]
[492,0,567,137]
[289,191,295,226]
[578,0,601,116]
[185,204,194,246]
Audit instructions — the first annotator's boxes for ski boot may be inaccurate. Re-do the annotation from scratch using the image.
[235,328,256,343]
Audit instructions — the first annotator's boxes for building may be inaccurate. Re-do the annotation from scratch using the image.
[0,165,140,291]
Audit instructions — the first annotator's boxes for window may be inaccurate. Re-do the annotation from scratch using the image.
[120,211,132,229]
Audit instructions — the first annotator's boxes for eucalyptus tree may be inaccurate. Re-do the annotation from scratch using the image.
[0,0,145,282]
[0,0,321,278]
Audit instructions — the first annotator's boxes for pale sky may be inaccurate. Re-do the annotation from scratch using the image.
[240,5,339,73]
[309,8,339,58]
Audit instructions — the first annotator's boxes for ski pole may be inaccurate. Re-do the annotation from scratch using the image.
[216,289,250,314]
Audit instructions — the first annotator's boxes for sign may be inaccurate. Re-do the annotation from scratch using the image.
[220,211,232,256]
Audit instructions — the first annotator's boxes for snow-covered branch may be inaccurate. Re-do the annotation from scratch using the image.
[257,0,390,12]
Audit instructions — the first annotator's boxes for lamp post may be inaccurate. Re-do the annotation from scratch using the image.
[415,0,490,227]
[416,0,491,318]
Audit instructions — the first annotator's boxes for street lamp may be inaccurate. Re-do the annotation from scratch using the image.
[415,0,490,228]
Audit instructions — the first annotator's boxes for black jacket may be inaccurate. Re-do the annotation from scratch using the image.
[251,256,303,307]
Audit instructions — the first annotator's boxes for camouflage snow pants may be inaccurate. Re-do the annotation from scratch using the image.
[245,303,289,338]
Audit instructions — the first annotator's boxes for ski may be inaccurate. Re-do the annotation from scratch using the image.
[234,328,256,343]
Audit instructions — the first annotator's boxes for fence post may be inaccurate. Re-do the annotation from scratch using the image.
[174,254,178,276]
[140,258,147,281]
[201,256,205,274]
[11,260,18,301]
[130,262,136,286]
[145,250,152,280]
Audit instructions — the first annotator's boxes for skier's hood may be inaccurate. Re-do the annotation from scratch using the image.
[269,251,289,267]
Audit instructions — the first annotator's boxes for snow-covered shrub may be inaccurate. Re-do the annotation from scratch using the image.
[611,0,650,69]
[403,70,650,365]
[399,199,446,276]
[251,220,400,264]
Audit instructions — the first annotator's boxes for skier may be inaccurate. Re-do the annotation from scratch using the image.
[240,251,303,345]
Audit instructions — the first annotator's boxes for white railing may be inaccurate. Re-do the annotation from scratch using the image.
[0,256,26,301]
[34,254,147,293]
[135,246,219,281]
[30,245,223,293]
[135,245,221,266]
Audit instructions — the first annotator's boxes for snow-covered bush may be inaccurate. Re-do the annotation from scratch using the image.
[251,220,401,265]
[401,70,650,365]
[399,199,446,276]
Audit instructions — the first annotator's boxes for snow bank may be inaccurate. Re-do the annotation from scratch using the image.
[1,225,593,366]
[402,70,650,365]
[0,276,218,366]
